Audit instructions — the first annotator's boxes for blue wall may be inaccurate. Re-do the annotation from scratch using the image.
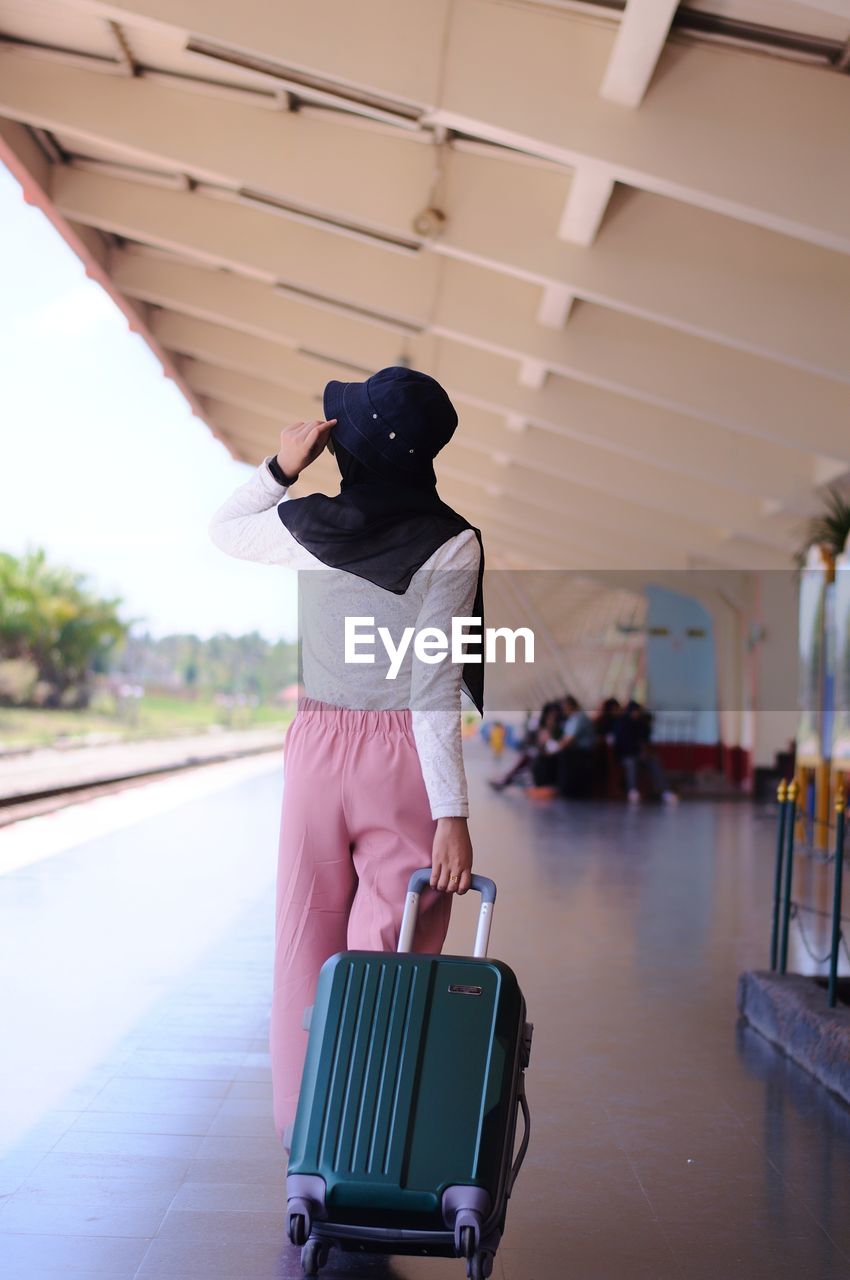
[645,585,719,744]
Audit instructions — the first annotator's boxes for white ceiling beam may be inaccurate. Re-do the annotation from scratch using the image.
[517,359,548,391]
[3,52,848,380]
[504,414,529,435]
[0,23,819,581]
[438,458,691,568]
[272,465,679,572]
[49,165,437,323]
[204,387,794,568]
[53,163,850,394]
[114,248,850,463]
[110,247,403,368]
[208,408,636,566]
[190,344,790,562]
[174,338,801,548]
[156,303,814,516]
[419,432,794,571]
[444,407,799,551]
[432,344,815,510]
[69,0,450,107]
[446,506,679,571]
[321,457,788,572]
[599,0,679,109]
[556,164,615,246]
[447,501,791,572]
[425,463,787,572]
[441,429,785,564]
[439,148,850,381]
[200,398,299,456]
[179,358,321,420]
[67,0,850,252]
[440,472,680,568]
[519,298,850,462]
[536,284,574,329]
[435,0,850,254]
[149,309,356,391]
[212,401,677,566]
[0,48,436,239]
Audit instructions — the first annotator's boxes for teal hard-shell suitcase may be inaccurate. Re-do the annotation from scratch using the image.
[285,870,533,1279]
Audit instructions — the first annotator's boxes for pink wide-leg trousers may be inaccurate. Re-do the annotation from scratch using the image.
[270,697,454,1141]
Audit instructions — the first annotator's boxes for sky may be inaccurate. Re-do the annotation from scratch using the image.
[0,162,299,642]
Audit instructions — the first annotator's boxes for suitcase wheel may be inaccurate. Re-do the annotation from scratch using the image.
[467,1250,495,1279]
[287,1208,310,1246]
[459,1225,476,1259]
[301,1237,331,1276]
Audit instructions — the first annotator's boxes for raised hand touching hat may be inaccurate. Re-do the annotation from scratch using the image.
[275,418,337,484]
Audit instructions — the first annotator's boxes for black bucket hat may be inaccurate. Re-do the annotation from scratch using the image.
[323,365,458,484]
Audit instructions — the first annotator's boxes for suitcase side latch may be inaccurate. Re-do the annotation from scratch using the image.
[521,1020,534,1069]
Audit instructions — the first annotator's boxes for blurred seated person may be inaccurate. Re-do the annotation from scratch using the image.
[594,697,622,741]
[529,702,567,788]
[489,700,563,791]
[549,694,596,798]
[592,696,622,797]
[613,700,678,805]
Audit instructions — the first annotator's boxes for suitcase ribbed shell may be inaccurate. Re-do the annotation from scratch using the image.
[287,950,524,1228]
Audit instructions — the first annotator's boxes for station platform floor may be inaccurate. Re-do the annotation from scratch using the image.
[0,741,849,1280]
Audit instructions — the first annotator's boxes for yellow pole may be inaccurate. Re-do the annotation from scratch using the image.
[815,759,831,852]
[770,779,789,970]
[779,779,800,974]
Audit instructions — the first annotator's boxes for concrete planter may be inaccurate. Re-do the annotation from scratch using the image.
[737,970,850,1106]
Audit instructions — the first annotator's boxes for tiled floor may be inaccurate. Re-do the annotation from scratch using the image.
[1,743,849,1279]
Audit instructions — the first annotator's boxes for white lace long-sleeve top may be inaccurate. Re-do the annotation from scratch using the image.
[207,457,481,819]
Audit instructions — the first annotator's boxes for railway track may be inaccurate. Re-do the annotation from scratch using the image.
[0,744,281,829]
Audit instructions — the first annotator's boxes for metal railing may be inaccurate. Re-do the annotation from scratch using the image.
[770,778,847,1008]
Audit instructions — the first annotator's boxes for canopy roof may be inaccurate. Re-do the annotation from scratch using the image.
[1,0,848,572]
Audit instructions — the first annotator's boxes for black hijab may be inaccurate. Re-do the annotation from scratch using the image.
[277,440,485,714]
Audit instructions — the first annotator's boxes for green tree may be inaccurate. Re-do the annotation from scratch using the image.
[0,547,132,707]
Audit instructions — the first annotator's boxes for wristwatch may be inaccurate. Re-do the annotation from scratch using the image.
[267,454,297,486]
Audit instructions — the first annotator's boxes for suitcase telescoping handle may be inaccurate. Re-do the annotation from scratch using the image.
[397,868,497,958]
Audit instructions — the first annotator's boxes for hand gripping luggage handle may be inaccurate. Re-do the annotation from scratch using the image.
[397,869,496,958]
